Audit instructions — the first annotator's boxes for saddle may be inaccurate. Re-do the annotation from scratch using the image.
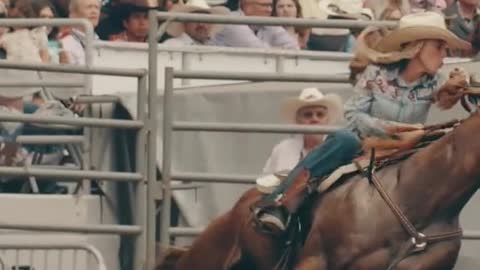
[256,120,458,197]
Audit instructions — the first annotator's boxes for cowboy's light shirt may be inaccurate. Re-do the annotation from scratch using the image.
[344,64,446,138]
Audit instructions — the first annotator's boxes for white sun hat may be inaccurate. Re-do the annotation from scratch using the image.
[280,88,344,124]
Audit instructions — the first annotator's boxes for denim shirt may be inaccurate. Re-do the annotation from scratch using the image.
[344,64,446,138]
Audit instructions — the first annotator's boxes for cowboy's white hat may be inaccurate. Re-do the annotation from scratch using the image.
[318,0,373,20]
[164,0,230,37]
[310,0,373,36]
[281,88,344,124]
[376,11,471,53]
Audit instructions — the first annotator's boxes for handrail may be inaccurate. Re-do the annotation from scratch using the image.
[0,223,141,235]
[155,12,398,29]
[0,61,146,77]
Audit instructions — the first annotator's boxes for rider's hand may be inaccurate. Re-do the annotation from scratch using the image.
[435,68,468,110]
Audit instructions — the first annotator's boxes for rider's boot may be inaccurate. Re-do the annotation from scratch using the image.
[252,166,313,234]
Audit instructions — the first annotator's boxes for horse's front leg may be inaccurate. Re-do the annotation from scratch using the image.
[396,240,461,270]
[294,229,327,270]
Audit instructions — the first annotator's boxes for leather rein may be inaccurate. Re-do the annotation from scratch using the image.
[358,119,464,270]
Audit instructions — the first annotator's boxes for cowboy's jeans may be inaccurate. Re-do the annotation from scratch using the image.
[264,129,362,208]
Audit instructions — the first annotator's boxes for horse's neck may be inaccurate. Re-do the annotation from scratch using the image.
[398,113,480,222]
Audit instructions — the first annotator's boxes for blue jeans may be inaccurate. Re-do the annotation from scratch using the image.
[265,129,362,202]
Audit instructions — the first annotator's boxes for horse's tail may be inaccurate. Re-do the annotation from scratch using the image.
[155,246,189,270]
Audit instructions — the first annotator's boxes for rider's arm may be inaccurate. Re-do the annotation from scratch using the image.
[344,91,401,138]
[344,65,408,138]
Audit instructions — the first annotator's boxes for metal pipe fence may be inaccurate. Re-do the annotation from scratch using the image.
[0,56,153,270]
[0,242,107,270]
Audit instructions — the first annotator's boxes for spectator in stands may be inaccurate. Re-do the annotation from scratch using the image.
[60,0,101,65]
[409,0,448,12]
[262,88,343,175]
[0,0,50,63]
[212,0,299,49]
[0,1,7,59]
[272,0,310,49]
[305,0,373,52]
[363,0,410,20]
[444,0,480,56]
[162,0,229,46]
[109,0,155,42]
[31,0,69,64]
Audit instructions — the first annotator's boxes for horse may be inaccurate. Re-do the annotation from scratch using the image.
[156,109,480,270]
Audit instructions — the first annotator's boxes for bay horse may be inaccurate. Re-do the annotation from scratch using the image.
[157,109,480,270]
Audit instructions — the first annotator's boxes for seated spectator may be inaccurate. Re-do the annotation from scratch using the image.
[272,0,310,49]
[1,0,50,63]
[212,0,299,49]
[363,0,410,19]
[162,0,229,46]
[305,0,373,52]
[0,1,8,59]
[444,0,480,57]
[410,0,447,12]
[31,0,69,64]
[109,0,154,42]
[59,0,101,65]
[262,87,343,174]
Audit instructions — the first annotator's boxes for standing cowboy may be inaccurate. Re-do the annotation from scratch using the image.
[253,11,471,233]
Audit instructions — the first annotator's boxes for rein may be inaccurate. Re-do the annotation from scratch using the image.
[357,120,464,270]
[367,167,463,270]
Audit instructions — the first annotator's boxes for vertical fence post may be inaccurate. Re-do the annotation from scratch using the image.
[134,74,148,270]
[82,21,95,195]
[160,67,174,247]
[147,9,160,270]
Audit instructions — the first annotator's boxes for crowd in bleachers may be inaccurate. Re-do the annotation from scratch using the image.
[0,0,477,61]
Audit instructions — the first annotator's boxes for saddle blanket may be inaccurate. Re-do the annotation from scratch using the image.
[256,159,371,194]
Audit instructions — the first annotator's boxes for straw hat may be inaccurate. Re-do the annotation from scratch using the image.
[164,0,229,37]
[375,11,471,53]
[281,88,343,124]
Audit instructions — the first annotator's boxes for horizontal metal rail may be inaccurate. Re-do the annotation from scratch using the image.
[0,167,142,182]
[171,183,205,190]
[0,223,141,235]
[0,61,146,77]
[169,227,203,237]
[169,227,480,240]
[75,95,121,104]
[156,12,398,29]
[173,121,341,134]
[0,81,83,88]
[172,172,256,184]
[15,135,84,144]
[0,113,143,129]
[173,70,350,83]
[0,18,91,28]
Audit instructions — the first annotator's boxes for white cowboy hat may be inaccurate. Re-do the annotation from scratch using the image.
[318,0,374,20]
[164,0,230,37]
[281,88,344,124]
[311,0,373,36]
[376,11,471,53]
